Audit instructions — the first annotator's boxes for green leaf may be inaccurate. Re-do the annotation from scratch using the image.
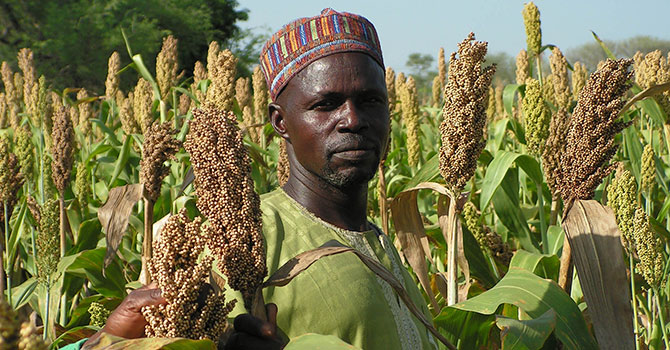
[451,268,598,349]
[491,168,539,252]
[90,119,122,146]
[83,333,216,350]
[591,31,617,60]
[546,225,565,256]
[10,277,37,310]
[285,333,361,349]
[622,125,643,182]
[480,150,543,212]
[634,87,667,126]
[7,197,27,270]
[461,219,498,288]
[404,153,440,189]
[503,84,523,118]
[74,218,103,252]
[59,247,127,299]
[496,309,557,350]
[509,250,559,281]
[108,136,133,188]
[434,307,497,349]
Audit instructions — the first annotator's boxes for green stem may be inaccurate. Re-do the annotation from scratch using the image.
[654,287,670,350]
[535,55,543,86]
[630,253,640,350]
[43,278,51,341]
[446,191,460,306]
[4,202,10,306]
[537,183,548,253]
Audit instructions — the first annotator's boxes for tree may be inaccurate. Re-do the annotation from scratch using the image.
[0,0,249,93]
[406,53,437,104]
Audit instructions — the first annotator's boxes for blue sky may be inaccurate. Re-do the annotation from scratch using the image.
[237,0,670,71]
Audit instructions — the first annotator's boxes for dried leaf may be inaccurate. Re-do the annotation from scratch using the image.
[562,200,634,349]
[98,184,143,268]
[391,182,451,311]
[263,240,457,350]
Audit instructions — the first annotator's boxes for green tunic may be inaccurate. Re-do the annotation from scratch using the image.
[255,188,437,350]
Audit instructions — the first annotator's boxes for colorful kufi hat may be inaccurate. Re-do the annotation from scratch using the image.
[259,8,384,101]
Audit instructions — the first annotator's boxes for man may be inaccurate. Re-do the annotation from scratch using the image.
[68,8,437,350]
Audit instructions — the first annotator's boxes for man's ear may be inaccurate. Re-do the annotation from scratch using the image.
[269,102,289,140]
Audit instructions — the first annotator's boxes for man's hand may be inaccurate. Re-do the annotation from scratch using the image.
[225,303,284,350]
[83,283,166,345]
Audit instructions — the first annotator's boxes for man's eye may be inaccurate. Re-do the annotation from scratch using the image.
[313,100,336,110]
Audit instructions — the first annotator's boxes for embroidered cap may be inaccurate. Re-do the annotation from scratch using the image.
[260,8,384,101]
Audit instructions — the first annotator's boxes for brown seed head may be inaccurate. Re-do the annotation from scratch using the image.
[119,91,140,135]
[205,50,237,111]
[133,78,154,134]
[550,47,571,110]
[399,76,421,167]
[542,108,570,198]
[156,35,179,100]
[385,67,396,112]
[556,59,633,203]
[140,121,181,202]
[252,65,269,126]
[439,33,496,194]
[0,93,6,128]
[235,77,252,111]
[572,61,588,101]
[516,49,529,85]
[0,296,20,348]
[1,62,16,106]
[142,209,235,340]
[77,88,92,136]
[105,52,121,100]
[184,108,266,309]
[51,106,75,194]
[438,47,447,89]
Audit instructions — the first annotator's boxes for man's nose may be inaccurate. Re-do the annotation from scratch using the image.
[336,100,368,132]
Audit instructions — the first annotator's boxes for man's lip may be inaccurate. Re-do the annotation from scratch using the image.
[331,149,376,160]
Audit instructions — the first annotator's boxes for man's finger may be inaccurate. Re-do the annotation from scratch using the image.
[125,288,166,312]
[234,313,276,339]
[266,303,278,326]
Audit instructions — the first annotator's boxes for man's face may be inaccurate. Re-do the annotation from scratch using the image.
[274,52,389,189]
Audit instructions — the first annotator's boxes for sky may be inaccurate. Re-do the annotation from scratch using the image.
[236,0,670,72]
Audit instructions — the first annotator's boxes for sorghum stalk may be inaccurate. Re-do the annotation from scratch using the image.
[439,33,495,305]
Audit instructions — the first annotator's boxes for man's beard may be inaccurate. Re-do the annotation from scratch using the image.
[320,156,378,189]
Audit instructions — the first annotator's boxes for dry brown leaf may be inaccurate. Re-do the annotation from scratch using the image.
[390,182,447,312]
[263,240,457,350]
[98,184,143,268]
[562,199,634,349]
